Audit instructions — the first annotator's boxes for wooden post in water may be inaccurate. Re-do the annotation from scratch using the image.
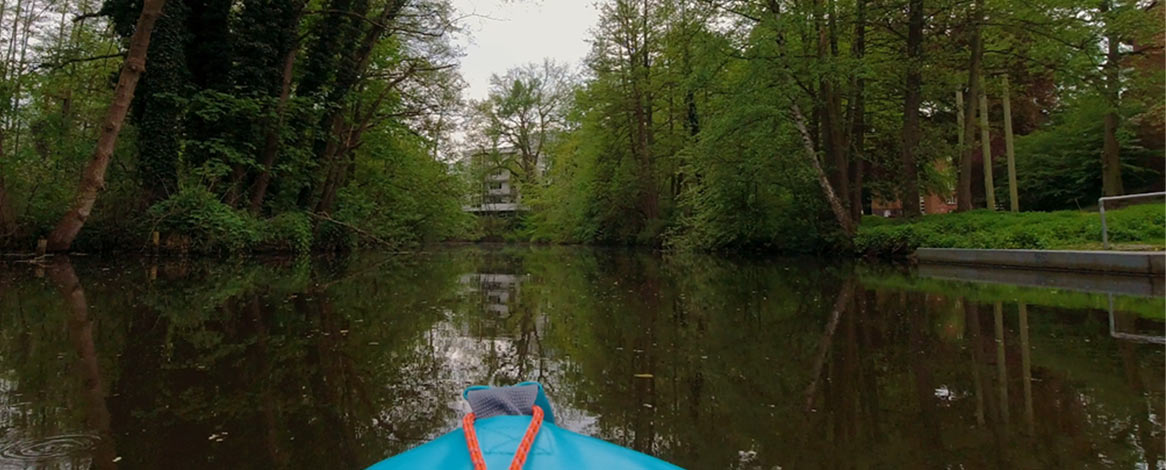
[1002,75,1019,212]
[979,91,996,210]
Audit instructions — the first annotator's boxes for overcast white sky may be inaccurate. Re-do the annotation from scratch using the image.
[451,0,600,101]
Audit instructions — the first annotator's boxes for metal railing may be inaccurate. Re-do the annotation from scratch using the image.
[1099,191,1166,249]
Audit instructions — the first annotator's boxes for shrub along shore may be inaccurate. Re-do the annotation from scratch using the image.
[5,202,1161,258]
[855,204,1166,258]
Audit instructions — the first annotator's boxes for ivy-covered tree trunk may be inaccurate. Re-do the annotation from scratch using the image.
[48,0,167,252]
[134,0,189,204]
[957,0,984,212]
[900,0,924,217]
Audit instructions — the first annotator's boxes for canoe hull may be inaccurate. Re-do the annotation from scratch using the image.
[368,416,682,470]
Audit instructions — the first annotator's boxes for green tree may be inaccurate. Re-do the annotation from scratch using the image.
[468,59,574,185]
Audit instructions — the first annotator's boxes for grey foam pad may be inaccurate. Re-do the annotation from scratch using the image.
[466,384,540,420]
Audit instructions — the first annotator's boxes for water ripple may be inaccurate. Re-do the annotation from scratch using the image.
[0,433,100,462]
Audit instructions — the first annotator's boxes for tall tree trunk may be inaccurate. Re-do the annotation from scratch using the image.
[793,103,856,236]
[249,45,298,214]
[957,0,984,212]
[1100,0,1124,196]
[305,0,404,212]
[9,0,31,156]
[1002,75,1019,211]
[46,0,167,252]
[817,0,849,211]
[0,8,10,239]
[766,0,853,236]
[622,0,658,223]
[640,0,658,221]
[310,0,408,215]
[900,0,924,217]
[978,90,996,210]
[135,0,188,204]
[314,114,349,215]
[848,0,867,220]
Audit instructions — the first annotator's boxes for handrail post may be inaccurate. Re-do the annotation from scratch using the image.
[1099,198,1109,249]
[1097,191,1166,250]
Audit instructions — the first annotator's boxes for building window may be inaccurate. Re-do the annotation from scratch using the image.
[488,182,503,190]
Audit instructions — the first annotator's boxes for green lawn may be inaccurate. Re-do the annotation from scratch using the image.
[855,203,1165,257]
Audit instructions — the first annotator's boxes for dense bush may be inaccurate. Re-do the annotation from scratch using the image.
[148,188,263,253]
[262,212,313,253]
[147,189,315,254]
[855,204,1166,257]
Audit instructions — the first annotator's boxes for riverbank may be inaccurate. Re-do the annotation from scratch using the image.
[855,204,1165,258]
[5,203,1161,260]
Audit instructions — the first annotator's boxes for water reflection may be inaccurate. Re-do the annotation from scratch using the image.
[0,247,1161,469]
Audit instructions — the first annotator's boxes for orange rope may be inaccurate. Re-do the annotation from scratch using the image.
[462,405,544,470]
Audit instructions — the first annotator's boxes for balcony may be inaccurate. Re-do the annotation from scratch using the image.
[463,203,522,213]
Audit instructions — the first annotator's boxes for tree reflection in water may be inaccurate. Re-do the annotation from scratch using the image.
[0,246,1160,469]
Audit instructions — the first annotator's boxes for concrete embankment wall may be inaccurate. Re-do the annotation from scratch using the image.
[916,248,1166,276]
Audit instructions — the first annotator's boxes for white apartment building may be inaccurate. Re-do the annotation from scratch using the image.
[463,146,534,214]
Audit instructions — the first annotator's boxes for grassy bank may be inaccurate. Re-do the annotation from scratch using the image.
[855,204,1165,257]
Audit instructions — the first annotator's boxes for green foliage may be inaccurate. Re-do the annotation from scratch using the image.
[0,0,468,253]
[513,0,1164,254]
[263,211,313,253]
[133,0,192,202]
[3,0,1164,256]
[855,204,1166,256]
[1013,95,1162,211]
[145,189,323,254]
[147,188,262,253]
[315,125,471,250]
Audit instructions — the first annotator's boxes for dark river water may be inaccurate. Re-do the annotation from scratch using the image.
[0,246,1162,469]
